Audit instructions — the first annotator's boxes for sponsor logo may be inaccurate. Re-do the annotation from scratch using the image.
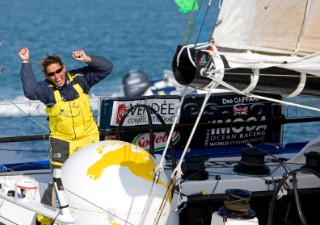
[132,131,180,152]
[111,99,181,126]
[116,103,128,124]
[205,116,268,147]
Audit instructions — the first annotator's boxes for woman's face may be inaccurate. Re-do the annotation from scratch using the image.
[46,63,66,87]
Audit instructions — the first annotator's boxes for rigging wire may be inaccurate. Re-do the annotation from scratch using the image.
[181,0,198,45]
[207,73,320,112]
[153,175,177,225]
[152,87,188,225]
[138,176,157,225]
[63,187,134,225]
[0,86,50,173]
[156,87,188,172]
[186,0,204,45]
[172,81,216,178]
[194,0,212,47]
[0,86,49,132]
[0,148,45,152]
[7,101,48,132]
[155,45,224,224]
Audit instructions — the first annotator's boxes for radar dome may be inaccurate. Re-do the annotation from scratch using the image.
[61,140,174,225]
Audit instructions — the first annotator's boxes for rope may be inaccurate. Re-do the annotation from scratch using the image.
[157,87,187,173]
[182,0,198,45]
[291,0,310,56]
[206,72,320,112]
[152,88,188,225]
[139,180,156,225]
[186,0,203,44]
[0,69,48,132]
[153,176,177,225]
[63,187,133,225]
[8,101,49,132]
[173,45,224,180]
[195,0,212,47]
[224,193,251,212]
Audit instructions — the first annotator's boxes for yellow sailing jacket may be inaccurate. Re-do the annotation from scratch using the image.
[46,73,98,141]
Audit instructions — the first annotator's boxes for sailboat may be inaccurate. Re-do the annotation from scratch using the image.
[1,0,320,224]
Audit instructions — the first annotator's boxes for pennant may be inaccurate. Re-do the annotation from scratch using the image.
[174,0,199,13]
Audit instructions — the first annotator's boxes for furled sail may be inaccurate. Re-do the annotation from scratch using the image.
[172,0,320,98]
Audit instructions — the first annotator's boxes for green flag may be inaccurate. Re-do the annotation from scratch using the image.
[174,0,199,13]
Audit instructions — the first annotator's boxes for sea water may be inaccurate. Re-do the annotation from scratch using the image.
[0,0,319,164]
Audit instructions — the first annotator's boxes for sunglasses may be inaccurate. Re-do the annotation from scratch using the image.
[47,67,63,77]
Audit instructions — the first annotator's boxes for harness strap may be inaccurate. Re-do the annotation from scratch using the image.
[47,73,84,102]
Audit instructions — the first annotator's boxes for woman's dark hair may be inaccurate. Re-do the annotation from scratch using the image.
[38,54,64,74]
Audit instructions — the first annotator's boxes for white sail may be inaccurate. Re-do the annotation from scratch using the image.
[213,0,320,56]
